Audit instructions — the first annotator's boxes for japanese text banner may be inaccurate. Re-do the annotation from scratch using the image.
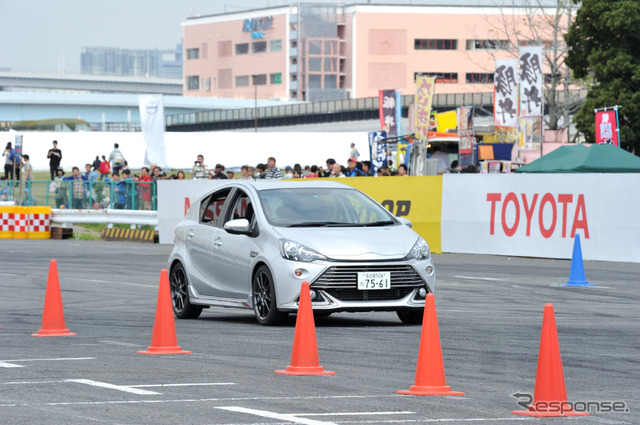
[378,89,397,137]
[494,59,518,127]
[519,46,544,117]
[415,76,435,140]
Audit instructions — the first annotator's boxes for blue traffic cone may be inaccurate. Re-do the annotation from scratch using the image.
[562,234,594,287]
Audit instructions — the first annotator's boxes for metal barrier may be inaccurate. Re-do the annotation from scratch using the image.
[51,208,158,227]
[1,179,157,211]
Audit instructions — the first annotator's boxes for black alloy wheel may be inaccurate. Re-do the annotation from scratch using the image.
[170,262,202,319]
[252,265,287,325]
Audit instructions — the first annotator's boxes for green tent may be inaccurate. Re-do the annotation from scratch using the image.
[515,144,640,173]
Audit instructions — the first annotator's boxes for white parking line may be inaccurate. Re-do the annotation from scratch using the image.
[335,418,533,423]
[0,357,95,368]
[453,275,507,282]
[66,277,157,289]
[217,406,337,425]
[65,379,161,395]
[0,362,23,368]
[296,411,415,417]
[130,383,236,388]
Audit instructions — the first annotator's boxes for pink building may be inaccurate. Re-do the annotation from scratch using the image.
[183,3,557,101]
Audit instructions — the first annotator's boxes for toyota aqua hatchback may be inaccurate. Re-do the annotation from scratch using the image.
[168,180,435,325]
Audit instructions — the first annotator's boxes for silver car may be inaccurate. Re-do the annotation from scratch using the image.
[168,180,435,325]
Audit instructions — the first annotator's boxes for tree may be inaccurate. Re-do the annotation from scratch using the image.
[471,1,583,131]
[565,0,640,154]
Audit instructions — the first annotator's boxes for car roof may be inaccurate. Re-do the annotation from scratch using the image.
[229,179,353,192]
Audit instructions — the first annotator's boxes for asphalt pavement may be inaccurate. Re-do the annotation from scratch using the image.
[0,239,638,425]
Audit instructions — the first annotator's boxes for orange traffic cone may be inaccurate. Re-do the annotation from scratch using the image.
[32,260,76,337]
[137,269,191,355]
[275,282,335,376]
[513,303,588,417]
[397,293,464,396]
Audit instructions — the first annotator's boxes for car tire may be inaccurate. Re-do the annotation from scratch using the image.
[252,265,287,326]
[397,309,423,325]
[170,262,203,319]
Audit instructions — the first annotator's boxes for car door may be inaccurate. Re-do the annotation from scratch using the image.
[185,188,231,297]
[209,189,258,300]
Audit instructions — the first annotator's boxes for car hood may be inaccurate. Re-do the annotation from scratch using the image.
[273,224,420,260]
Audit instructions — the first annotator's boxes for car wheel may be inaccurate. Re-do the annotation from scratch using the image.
[170,262,202,319]
[252,265,287,326]
[397,309,423,325]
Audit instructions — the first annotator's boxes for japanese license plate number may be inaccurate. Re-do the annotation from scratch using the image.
[357,272,391,290]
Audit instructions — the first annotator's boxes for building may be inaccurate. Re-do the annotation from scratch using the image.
[81,42,183,79]
[182,2,561,101]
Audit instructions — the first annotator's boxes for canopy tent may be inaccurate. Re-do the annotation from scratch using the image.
[515,144,640,173]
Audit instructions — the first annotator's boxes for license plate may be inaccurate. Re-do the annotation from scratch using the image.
[357,272,391,290]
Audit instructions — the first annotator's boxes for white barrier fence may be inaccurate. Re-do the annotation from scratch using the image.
[51,208,158,227]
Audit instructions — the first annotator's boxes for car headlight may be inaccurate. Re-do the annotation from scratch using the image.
[279,239,327,262]
[407,237,431,260]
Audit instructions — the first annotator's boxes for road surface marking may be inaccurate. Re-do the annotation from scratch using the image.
[0,357,95,368]
[453,275,507,282]
[130,383,236,388]
[217,406,336,425]
[65,379,160,395]
[0,362,23,368]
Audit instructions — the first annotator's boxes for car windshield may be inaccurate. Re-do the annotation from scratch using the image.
[258,187,396,227]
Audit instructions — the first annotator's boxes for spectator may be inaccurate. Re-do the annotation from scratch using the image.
[64,166,88,209]
[264,157,283,179]
[345,157,363,177]
[292,169,302,178]
[255,163,266,179]
[305,165,319,178]
[21,154,33,181]
[3,142,14,180]
[349,143,360,162]
[20,187,36,206]
[177,170,186,180]
[330,162,345,177]
[8,143,20,181]
[396,164,408,176]
[84,163,98,181]
[240,165,250,179]
[323,158,336,177]
[361,160,373,176]
[47,140,62,180]
[211,164,229,179]
[138,167,153,210]
[430,146,451,173]
[92,155,101,172]
[98,155,110,180]
[387,159,395,173]
[121,169,134,208]
[152,166,162,182]
[111,172,128,209]
[54,168,68,208]
[192,154,208,179]
[284,166,294,179]
[121,160,130,174]
[157,171,167,180]
[109,143,126,174]
[226,170,235,179]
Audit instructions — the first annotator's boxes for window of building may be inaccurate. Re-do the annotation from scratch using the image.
[308,40,322,55]
[253,74,267,85]
[414,39,457,50]
[544,73,562,83]
[519,39,554,49]
[291,40,298,49]
[290,73,297,82]
[466,39,510,50]
[186,76,199,90]
[235,75,250,87]
[466,73,494,83]
[324,57,336,72]
[324,74,337,89]
[186,48,200,59]
[235,43,249,55]
[309,74,322,89]
[270,73,282,84]
[308,57,322,72]
[252,41,267,54]
[270,40,282,52]
[415,72,459,83]
[291,57,297,65]
[324,40,336,55]
[204,77,211,90]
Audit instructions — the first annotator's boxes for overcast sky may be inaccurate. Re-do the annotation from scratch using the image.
[0,0,532,74]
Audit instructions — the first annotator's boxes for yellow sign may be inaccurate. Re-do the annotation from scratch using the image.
[339,176,443,253]
[415,76,436,141]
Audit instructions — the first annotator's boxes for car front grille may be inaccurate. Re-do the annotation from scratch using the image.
[311,264,425,302]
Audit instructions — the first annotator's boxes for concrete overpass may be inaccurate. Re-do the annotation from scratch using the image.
[0,71,183,95]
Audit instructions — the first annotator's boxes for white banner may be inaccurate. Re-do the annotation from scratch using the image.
[139,95,167,168]
[441,174,640,263]
[494,59,518,127]
[518,46,544,117]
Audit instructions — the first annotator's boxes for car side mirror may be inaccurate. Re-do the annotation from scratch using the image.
[223,218,251,235]
[397,217,413,228]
